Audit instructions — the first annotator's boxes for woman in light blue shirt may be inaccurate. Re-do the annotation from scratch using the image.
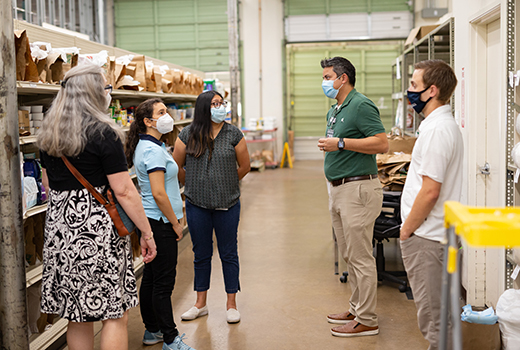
[125,98,195,350]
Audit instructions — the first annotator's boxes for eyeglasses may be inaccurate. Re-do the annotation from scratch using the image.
[211,100,227,108]
[104,84,113,94]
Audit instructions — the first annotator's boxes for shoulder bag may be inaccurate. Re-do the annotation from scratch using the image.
[61,156,135,237]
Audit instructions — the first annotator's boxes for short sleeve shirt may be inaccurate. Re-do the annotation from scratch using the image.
[40,126,128,191]
[323,89,386,181]
[133,134,183,222]
[178,123,244,209]
[400,105,464,242]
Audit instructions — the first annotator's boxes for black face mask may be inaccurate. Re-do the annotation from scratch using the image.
[407,86,432,114]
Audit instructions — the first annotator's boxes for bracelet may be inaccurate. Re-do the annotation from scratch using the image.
[143,231,154,240]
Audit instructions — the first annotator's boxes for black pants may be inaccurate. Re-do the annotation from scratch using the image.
[139,218,179,344]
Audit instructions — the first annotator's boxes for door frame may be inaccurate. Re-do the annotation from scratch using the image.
[465,2,506,307]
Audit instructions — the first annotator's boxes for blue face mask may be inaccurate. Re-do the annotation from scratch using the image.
[211,105,227,123]
[407,86,432,114]
[322,76,343,99]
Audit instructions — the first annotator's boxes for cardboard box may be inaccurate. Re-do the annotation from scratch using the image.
[18,110,30,128]
[405,25,439,47]
[31,113,44,121]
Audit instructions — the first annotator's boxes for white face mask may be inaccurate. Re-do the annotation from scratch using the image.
[211,105,227,123]
[152,113,174,134]
[105,93,112,110]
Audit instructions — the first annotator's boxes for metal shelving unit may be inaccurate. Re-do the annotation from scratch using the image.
[391,18,454,135]
[505,0,516,289]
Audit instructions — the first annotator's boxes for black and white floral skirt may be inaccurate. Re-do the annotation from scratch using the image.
[40,187,139,322]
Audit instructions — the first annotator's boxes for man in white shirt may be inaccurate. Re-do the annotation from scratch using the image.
[400,59,463,350]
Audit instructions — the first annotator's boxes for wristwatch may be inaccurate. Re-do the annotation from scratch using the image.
[144,231,154,240]
[337,138,345,150]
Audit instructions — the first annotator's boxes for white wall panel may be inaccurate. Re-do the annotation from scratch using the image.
[285,14,327,42]
[286,11,411,42]
[329,13,369,40]
[371,11,412,38]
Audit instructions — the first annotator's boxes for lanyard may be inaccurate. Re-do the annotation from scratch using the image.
[327,104,342,128]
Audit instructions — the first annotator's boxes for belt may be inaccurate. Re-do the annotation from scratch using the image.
[330,174,378,187]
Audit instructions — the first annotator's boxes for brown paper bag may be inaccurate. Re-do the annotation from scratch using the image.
[36,58,48,83]
[184,73,195,95]
[171,70,184,94]
[125,65,136,78]
[130,55,146,89]
[14,30,39,82]
[46,52,64,84]
[25,57,39,82]
[387,135,417,155]
[116,75,140,91]
[145,69,155,92]
[14,30,29,81]
[153,67,162,93]
[162,69,174,93]
[462,321,501,350]
[114,63,127,88]
[195,76,204,95]
[106,57,116,86]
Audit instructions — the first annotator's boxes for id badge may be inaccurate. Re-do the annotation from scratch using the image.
[326,129,334,138]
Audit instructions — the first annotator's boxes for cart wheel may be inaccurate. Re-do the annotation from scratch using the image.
[340,271,348,283]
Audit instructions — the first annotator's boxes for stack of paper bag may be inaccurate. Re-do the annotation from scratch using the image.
[376,135,417,191]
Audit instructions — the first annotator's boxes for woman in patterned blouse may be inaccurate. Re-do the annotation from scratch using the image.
[173,91,250,324]
[38,63,156,350]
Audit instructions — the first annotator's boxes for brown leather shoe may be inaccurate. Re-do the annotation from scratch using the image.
[331,322,379,337]
[326,311,355,324]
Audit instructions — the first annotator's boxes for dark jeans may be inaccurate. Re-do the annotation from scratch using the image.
[139,218,179,344]
[186,199,241,294]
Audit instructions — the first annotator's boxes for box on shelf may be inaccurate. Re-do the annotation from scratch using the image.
[31,112,44,121]
[18,110,30,129]
[404,25,439,47]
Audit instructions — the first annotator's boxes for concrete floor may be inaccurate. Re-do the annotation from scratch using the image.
[88,160,427,350]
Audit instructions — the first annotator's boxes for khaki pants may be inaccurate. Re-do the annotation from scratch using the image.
[329,178,382,327]
[400,234,452,350]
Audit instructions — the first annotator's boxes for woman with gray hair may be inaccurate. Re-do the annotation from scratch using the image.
[37,63,157,350]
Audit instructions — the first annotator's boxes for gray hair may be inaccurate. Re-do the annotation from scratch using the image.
[37,63,124,157]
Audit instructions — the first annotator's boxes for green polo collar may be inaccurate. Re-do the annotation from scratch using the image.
[332,88,357,112]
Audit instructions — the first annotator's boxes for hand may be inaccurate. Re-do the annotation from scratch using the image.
[140,233,157,263]
[400,229,413,241]
[172,222,184,241]
[317,137,340,152]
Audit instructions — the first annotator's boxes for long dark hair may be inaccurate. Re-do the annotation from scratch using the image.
[125,98,163,168]
[186,90,223,159]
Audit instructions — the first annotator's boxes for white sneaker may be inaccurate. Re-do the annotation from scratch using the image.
[181,305,208,321]
[226,308,240,324]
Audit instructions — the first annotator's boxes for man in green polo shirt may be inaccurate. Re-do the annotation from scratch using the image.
[318,57,388,337]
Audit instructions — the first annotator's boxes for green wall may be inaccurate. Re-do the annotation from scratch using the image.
[284,0,411,16]
[287,42,403,137]
[114,0,229,71]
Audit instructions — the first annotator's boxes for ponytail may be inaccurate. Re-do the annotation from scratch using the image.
[125,98,163,168]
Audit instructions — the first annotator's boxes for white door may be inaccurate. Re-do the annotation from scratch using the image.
[468,17,505,307]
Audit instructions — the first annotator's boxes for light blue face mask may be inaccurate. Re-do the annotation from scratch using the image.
[211,105,227,123]
[322,76,343,99]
